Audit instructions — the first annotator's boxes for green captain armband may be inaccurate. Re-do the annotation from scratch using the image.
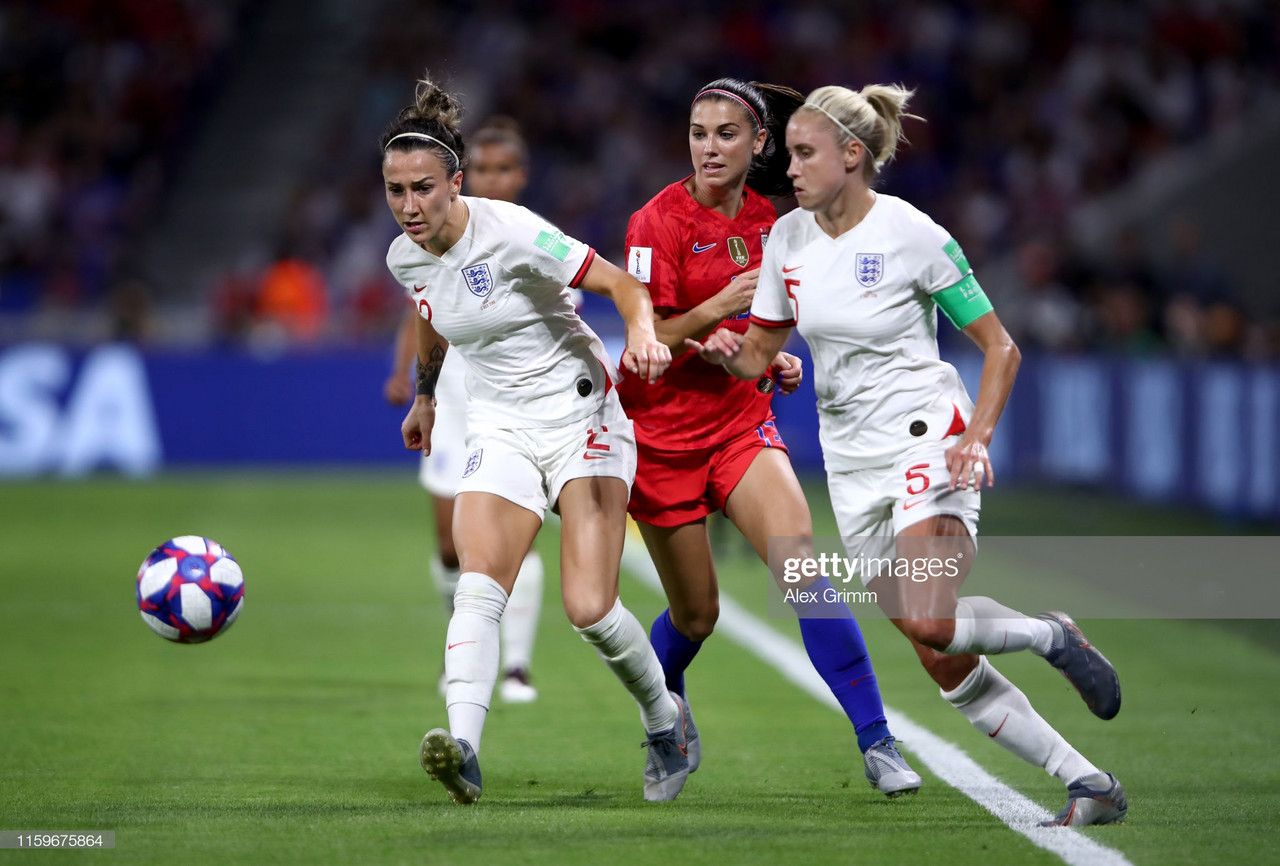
[934,274,993,329]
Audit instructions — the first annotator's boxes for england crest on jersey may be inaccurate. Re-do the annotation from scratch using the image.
[856,253,883,287]
[462,263,494,298]
[462,448,483,478]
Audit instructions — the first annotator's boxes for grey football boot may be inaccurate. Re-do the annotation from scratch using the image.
[419,728,482,804]
[643,693,692,801]
[1041,772,1128,826]
[1037,612,1122,720]
[864,736,923,798]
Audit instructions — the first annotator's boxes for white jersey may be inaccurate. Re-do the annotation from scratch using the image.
[387,196,613,429]
[751,193,976,472]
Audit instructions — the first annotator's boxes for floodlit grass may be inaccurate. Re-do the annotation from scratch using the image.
[0,473,1275,864]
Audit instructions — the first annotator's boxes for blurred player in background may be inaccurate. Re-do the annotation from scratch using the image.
[385,117,543,704]
[620,78,921,796]
[690,82,1126,826]
[384,73,691,804]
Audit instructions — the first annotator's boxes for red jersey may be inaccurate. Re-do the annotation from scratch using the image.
[618,178,777,450]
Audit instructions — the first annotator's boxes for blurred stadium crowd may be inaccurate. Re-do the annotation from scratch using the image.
[3,0,1279,357]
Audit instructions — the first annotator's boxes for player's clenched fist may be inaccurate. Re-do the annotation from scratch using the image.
[771,351,803,395]
[401,396,437,453]
[623,337,671,384]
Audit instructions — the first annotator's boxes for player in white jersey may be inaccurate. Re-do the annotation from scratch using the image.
[384,118,545,705]
[689,83,1127,827]
[381,73,689,805]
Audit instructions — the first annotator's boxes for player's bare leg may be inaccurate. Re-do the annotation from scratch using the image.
[558,476,688,801]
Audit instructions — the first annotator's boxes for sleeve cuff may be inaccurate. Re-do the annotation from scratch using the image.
[748,313,797,329]
[569,248,597,288]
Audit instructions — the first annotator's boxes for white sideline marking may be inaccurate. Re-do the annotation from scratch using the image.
[620,540,1133,866]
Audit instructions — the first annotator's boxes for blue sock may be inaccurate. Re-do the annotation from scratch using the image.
[649,608,702,696]
[792,577,890,753]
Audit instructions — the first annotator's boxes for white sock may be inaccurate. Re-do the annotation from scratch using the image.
[946,596,1055,655]
[431,553,462,616]
[575,598,677,734]
[942,657,1102,785]
[444,572,507,754]
[501,551,543,674]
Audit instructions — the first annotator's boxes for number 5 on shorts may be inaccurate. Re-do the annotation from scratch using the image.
[906,463,930,496]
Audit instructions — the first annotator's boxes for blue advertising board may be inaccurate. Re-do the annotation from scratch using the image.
[0,342,1276,522]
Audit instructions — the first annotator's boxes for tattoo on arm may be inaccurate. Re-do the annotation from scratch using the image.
[415,344,446,397]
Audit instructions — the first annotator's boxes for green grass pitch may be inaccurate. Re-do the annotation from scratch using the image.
[0,473,1276,864]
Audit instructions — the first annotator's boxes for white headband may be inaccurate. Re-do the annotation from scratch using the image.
[801,102,881,169]
[384,132,460,166]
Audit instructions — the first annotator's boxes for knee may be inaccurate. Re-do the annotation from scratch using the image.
[564,595,616,631]
[901,617,956,652]
[671,602,718,643]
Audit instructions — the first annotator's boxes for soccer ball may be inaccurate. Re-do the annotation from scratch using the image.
[136,536,244,643]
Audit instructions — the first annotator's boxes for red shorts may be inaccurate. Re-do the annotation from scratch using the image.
[628,418,788,527]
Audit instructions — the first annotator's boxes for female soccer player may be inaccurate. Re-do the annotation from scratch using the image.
[689,83,1127,826]
[384,117,544,705]
[620,78,921,796]
[383,73,690,804]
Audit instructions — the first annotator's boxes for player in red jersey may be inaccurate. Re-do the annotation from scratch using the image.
[619,78,921,796]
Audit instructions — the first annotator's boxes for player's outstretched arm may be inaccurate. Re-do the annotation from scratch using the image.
[652,269,761,352]
[945,310,1021,490]
[402,314,449,453]
[579,256,671,384]
[686,322,789,381]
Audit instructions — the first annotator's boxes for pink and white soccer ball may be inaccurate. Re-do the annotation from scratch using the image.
[136,536,244,643]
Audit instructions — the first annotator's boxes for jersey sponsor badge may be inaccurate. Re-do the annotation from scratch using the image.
[534,229,573,261]
[856,253,883,287]
[462,263,495,297]
[629,246,652,283]
[727,236,749,267]
[462,448,483,478]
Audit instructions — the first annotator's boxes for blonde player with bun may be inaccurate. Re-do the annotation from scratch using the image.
[383,72,690,805]
[689,82,1128,826]
[384,116,545,705]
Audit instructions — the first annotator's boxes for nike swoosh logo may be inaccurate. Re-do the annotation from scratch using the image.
[413,284,427,291]
[782,264,803,273]
[692,242,716,253]
[902,497,926,510]
[446,641,476,650]
[988,713,1010,738]
[848,675,869,688]
[583,452,608,460]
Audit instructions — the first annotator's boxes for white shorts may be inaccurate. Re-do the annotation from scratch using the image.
[827,438,981,586]
[455,389,636,518]
[419,354,469,498]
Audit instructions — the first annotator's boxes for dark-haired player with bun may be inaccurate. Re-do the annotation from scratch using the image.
[620,78,921,796]
[384,116,544,706]
[383,72,691,804]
